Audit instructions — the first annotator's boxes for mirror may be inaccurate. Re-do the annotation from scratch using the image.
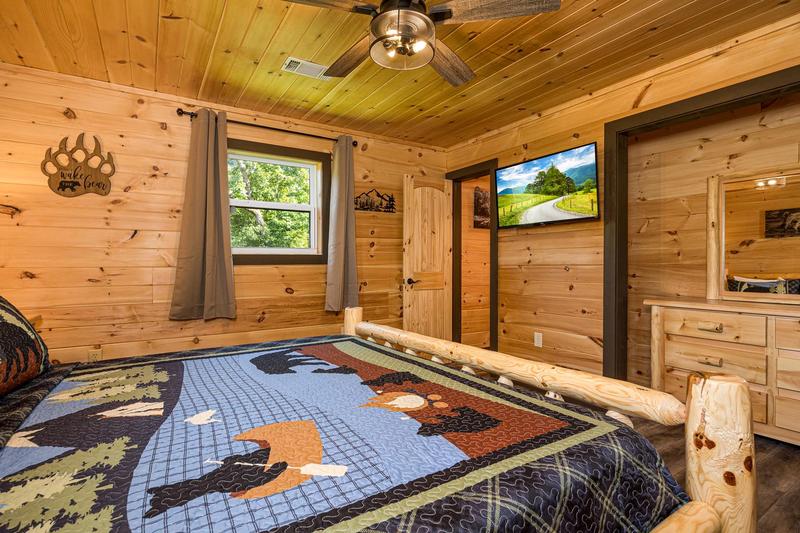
[717,174,800,303]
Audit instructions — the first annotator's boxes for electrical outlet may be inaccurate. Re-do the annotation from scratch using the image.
[87,348,103,362]
[533,332,543,348]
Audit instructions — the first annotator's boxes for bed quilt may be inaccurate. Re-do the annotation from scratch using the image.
[0,335,688,532]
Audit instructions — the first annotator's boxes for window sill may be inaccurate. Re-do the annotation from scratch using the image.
[232,253,327,266]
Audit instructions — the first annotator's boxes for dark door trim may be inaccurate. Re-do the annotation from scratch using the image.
[447,159,499,350]
[603,64,800,380]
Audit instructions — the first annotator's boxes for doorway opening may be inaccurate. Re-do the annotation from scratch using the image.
[448,160,498,350]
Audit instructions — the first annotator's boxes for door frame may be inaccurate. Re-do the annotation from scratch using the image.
[603,64,800,380]
[447,159,499,350]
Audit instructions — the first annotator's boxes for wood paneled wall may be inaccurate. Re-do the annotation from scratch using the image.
[0,63,446,363]
[2,14,800,378]
[628,93,800,386]
[446,16,800,382]
[460,175,491,348]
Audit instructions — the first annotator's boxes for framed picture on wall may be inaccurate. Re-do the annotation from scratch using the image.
[473,186,491,229]
[765,207,800,238]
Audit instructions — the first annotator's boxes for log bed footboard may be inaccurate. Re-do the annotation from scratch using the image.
[343,308,755,533]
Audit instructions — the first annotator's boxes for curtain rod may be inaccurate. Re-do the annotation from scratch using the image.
[176,108,358,147]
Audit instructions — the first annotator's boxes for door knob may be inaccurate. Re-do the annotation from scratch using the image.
[406,278,420,286]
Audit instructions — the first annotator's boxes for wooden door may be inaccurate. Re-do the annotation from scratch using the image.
[403,174,452,339]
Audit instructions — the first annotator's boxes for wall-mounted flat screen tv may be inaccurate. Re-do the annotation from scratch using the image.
[495,142,599,229]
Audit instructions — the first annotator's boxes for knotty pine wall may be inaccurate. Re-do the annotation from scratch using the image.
[459,175,491,348]
[0,63,446,363]
[628,93,800,386]
[446,16,800,383]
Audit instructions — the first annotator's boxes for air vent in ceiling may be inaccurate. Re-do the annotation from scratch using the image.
[281,57,331,81]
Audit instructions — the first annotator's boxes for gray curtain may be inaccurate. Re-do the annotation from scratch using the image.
[169,108,236,320]
[325,136,359,312]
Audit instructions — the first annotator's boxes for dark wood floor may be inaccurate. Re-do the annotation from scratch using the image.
[637,419,800,532]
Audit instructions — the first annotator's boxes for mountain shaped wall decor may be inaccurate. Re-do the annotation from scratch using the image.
[354,189,396,213]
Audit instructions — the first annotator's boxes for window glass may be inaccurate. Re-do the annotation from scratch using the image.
[227,158,311,204]
[229,207,311,249]
[227,151,321,256]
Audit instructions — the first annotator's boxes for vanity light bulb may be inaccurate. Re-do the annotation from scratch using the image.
[756,181,766,187]
[767,179,778,186]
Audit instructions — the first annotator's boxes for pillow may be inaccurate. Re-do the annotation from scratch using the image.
[788,279,800,294]
[727,276,800,295]
[0,296,49,396]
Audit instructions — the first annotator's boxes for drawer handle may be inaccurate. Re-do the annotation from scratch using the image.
[696,355,724,368]
[697,321,724,334]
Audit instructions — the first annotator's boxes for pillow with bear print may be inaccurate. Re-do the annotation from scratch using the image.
[0,296,49,396]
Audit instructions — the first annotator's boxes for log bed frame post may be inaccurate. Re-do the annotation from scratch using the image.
[343,307,362,336]
[685,374,757,533]
[342,307,756,533]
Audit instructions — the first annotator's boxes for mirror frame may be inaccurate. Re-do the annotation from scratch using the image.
[707,172,800,305]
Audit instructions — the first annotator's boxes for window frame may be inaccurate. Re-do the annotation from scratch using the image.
[227,139,331,265]
[228,153,320,256]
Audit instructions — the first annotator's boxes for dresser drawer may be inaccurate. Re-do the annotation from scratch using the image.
[663,308,766,346]
[775,390,800,433]
[777,318,800,351]
[664,334,766,385]
[664,367,767,424]
[777,349,800,392]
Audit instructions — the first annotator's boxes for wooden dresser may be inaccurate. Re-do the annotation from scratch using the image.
[647,298,800,445]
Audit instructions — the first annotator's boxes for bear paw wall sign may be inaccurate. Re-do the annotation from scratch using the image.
[41,133,115,197]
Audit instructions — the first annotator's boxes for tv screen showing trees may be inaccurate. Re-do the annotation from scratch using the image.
[495,142,599,229]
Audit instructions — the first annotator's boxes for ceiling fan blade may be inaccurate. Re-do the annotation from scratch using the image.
[430,39,475,87]
[325,35,371,77]
[283,0,376,15]
[431,0,561,24]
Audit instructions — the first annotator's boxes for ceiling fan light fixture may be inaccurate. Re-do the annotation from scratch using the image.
[412,40,428,53]
[369,4,435,71]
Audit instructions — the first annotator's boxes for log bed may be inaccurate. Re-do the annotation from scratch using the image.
[343,307,756,533]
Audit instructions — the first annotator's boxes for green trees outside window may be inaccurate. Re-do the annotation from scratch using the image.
[227,155,319,252]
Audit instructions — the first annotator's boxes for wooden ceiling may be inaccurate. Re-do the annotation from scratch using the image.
[0,0,797,147]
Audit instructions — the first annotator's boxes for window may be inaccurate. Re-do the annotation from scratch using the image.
[227,139,330,265]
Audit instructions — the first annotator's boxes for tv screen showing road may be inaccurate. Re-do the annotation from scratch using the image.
[495,143,599,229]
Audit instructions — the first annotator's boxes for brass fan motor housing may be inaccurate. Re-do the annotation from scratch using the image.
[370,0,436,70]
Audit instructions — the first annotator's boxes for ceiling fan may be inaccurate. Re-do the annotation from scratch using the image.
[285,0,561,86]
